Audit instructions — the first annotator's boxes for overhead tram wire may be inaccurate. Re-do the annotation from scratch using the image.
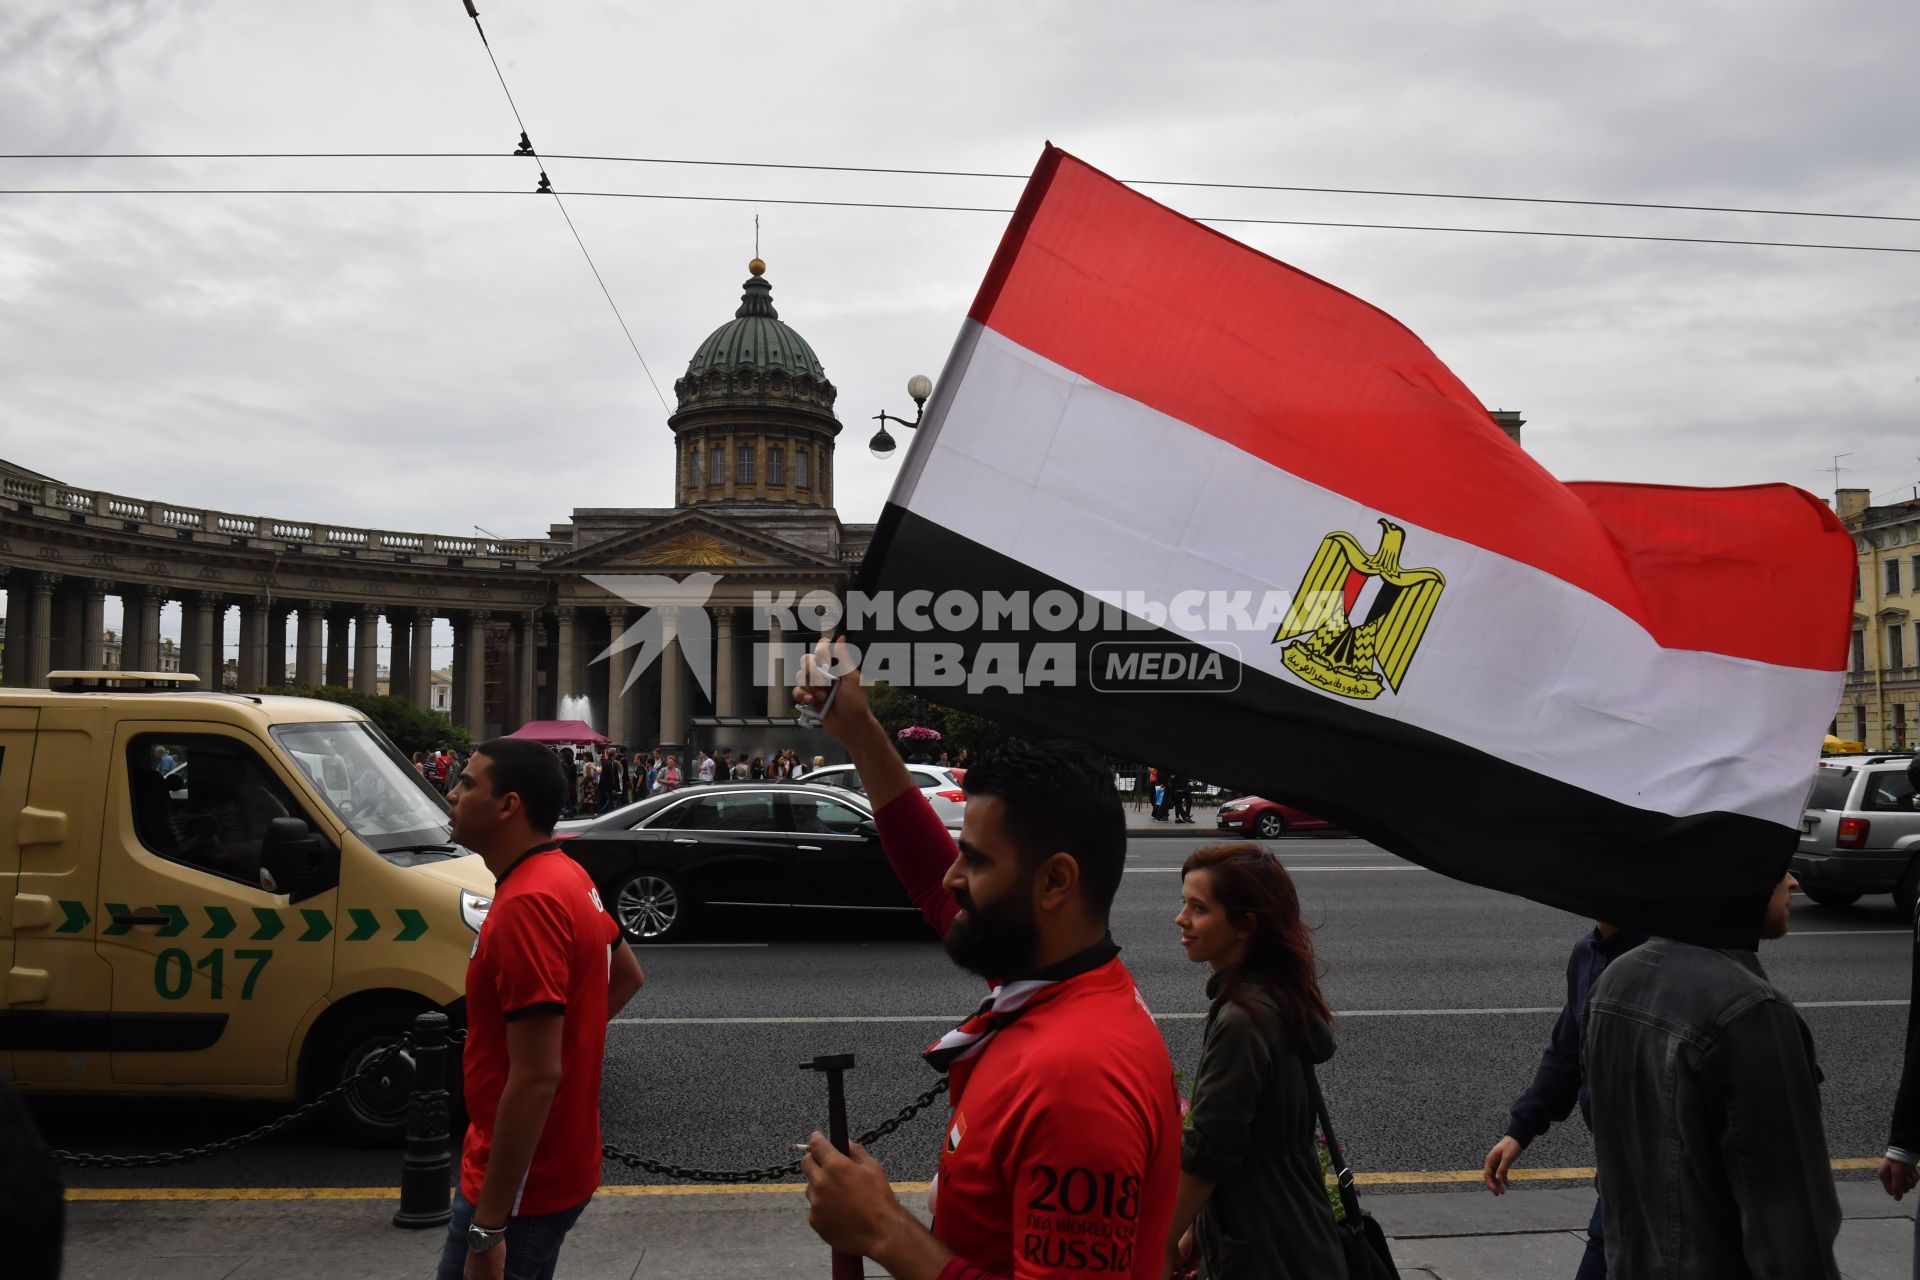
[2,186,1916,255]
[456,5,669,412]
[3,150,1916,226]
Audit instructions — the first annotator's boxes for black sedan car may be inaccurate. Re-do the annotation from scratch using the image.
[556,782,923,941]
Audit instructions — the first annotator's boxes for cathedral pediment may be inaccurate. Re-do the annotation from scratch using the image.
[541,511,843,574]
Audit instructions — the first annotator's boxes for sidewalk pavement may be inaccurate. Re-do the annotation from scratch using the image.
[61,1179,1915,1279]
[1125,802,1220,835]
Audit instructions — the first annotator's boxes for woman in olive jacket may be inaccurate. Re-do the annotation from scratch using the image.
[1165,842,1346,1280]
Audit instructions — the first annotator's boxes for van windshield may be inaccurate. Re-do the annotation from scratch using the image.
[269,722,453,855]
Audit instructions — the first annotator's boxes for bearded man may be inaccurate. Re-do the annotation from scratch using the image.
[794,638,1179,1280]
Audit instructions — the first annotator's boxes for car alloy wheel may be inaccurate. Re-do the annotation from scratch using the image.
[615,871,684,942]
[1255,812,1285,839]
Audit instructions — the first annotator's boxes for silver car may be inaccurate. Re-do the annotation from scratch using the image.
[1793,755,1920,911]
[799,763,967,828]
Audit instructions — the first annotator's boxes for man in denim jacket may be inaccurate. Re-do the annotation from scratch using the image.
[1583,871,1840,1277]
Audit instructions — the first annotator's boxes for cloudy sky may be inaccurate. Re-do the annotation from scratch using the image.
[3,0,1917,551]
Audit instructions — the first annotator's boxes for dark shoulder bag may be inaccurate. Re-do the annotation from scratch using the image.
[1303,1062,1398,1280]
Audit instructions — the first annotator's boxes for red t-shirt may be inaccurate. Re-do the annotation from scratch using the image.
[460,845,621,1216]
[875,791,1181,1280]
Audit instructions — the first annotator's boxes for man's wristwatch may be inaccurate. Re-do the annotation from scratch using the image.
[467,1220,508,1253]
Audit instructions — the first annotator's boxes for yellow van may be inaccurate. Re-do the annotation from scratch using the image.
[0,673,493,1143]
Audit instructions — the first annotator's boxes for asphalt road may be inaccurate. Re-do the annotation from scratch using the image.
[43,835,1914,1194]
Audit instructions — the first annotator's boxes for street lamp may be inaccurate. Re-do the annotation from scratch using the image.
[869,374,934,460]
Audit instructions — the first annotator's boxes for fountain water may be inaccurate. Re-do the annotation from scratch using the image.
[558,694,596,732]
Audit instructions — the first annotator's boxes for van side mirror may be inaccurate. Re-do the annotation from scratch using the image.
[261,816,320,897]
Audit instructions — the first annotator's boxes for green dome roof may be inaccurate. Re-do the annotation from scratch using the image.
[684,266,828,384]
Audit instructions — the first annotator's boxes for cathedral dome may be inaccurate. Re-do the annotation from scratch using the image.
[680,260,830,388]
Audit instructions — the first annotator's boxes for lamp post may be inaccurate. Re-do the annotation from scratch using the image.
[869,374,934,460]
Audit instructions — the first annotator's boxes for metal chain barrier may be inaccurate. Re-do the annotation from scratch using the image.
[50,1026,467,1170]
[601,1077,950,1184]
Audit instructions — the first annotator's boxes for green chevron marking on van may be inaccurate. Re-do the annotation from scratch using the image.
[103,902,133,936]
[155,905,190,938]
[204,906,236,940]
[56,900,91,933]
[394,909,427,942]
[345,908,380,942]
[298,910,332,942]
[251,907,285,941]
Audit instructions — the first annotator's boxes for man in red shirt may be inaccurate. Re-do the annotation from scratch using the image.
[797,640,1180,1280]
[438,738,646,1280]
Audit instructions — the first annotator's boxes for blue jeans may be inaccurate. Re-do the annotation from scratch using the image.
[435,1189,588,1280]
[1576,1196,1607,1280]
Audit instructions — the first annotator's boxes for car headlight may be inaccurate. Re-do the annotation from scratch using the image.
[461,890,492,933]
[1220,802,1248,813]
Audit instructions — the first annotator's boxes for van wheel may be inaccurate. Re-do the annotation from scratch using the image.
[322,1011,422,1146]
[1802,886,1861,908]
[1896,860,1920,919]
[612,869,691,942]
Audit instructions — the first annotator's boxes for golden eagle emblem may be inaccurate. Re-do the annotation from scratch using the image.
[1274,519,1445,700]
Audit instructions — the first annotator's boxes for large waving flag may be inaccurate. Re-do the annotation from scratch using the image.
[855,146,1856,943]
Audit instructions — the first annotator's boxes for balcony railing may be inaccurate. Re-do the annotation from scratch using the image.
[5,475,562,566]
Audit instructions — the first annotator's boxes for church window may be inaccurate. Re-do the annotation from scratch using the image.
[768,446,785,486]
[737,447,756,485]
[711,445,724,485]
[690,446,703,491]
[795,449,809,488]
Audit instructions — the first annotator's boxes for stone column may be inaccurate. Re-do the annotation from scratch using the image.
[82,580,110,671]
[265,605,289,688]
[463,612,490,734]
[354,608,380,695]
[52,581,84,672]
[764,616,790,717]
[235,597,265,690]
[658,607,687,747]
[714,607,741,716]
[410,608,434,708]
[553,606,578,707]
[295,605,324,686]
[117,585,144,673]
[135,586,164,673]
[27,572,57,686]
[450,621,467,722]
[388,614,412,700]
[2,576,27,686]
[184,593,218,685]
[325,609,351,687]
[605,607,632,747]
[514,614,538,729]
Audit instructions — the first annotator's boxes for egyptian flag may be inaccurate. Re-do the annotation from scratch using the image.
[853,146,1857,944]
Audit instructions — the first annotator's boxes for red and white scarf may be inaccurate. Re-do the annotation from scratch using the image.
[923,937,1120,1074]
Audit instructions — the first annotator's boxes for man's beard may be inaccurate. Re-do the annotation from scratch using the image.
[944,876,1040,979]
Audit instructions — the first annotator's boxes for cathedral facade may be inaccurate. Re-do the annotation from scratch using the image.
[0,260,870,755]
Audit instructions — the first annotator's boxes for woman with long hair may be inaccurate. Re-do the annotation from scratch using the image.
[1165,842,1346,1280]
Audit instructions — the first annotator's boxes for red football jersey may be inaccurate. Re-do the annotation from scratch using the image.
[460,845,621,1216]
[875,791,1181,1279]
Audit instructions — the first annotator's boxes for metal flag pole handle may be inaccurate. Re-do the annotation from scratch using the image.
[802,1053,862,1280]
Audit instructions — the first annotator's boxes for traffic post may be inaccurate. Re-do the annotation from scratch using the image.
[802,1053,861,1280]
[393,1010,453,1229]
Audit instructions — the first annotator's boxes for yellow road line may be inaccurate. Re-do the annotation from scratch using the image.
[68,1160,1885,1202]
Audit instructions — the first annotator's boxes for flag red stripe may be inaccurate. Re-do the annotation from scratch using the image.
[1342,569,1365,616]
[963,148,1853,671]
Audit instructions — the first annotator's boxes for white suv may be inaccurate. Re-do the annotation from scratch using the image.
[1794,755,1920,911]
[800,763,967,829]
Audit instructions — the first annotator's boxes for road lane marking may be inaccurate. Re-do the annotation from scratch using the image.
[1126,866,1420,873]
[612,998,1908,1027]
[68,1158,1887,1201]
[1786,930,1908,937]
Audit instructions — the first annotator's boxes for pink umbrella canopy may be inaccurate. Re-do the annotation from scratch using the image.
[505,719,611,745]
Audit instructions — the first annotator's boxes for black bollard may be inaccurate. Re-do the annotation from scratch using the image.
[801,1054,861,1280]
[393,1010,454,1229]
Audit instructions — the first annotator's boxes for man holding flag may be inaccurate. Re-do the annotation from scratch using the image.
[796,639,1180,1280]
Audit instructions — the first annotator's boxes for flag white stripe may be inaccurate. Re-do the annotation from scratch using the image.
[898,323,1839,829]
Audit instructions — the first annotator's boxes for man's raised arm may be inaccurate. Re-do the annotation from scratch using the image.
[795,636,958,935]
